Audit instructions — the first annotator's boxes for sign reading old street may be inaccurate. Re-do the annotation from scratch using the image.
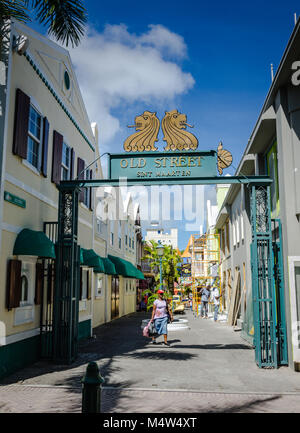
[109,151,217,180]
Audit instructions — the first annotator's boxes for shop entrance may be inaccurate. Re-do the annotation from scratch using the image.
[111,276,120,320]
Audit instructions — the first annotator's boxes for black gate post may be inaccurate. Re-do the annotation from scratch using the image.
[53,185,80,364]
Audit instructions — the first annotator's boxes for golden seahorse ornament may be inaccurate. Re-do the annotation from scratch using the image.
[123,111,160,152]
[161,110,198,151]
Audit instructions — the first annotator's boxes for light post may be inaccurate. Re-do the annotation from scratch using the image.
[156,241,164,290]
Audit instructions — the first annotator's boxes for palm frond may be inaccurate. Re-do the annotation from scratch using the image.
[31,0,87,47]
[0,0,30,22]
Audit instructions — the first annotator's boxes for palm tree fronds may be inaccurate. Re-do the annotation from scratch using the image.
[31,0,87,47]
[0,0,30,22]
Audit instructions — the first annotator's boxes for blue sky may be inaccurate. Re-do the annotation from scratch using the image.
[30,1,299,249]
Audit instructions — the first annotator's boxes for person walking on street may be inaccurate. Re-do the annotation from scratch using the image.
[200,285,211,318]
[211,285,220,322]
[150,289,173,346]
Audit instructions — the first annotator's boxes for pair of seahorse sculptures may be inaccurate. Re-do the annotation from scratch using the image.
[123,110,198,152]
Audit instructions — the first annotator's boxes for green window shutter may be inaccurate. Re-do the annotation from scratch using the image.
[41,117,49,177]
[89,170,93,211]
[35,262,44,305]
[87,270,91,300]
[12,88,30,159]
[77,157,85,202]
[6,259,22,310]
[51,130,63,185]
[70,147,75,180]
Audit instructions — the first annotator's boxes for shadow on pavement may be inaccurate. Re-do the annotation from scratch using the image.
[0,313,152,390]
[208,395,281,413]
[171,343,252,350]
[127,350,196,361]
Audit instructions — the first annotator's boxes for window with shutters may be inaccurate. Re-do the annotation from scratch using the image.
[19,261,34,307]
[61,142,71,180]
[14,259,35,325]
[27,105,42,170]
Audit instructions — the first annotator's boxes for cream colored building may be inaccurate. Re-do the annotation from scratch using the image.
[0,21,143,379]
[145,227,178,248]
[94,187,142,328]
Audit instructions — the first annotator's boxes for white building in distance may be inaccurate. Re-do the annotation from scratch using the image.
[145,227,178,249]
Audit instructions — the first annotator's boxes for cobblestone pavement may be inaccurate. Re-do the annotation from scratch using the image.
[1,385,300,413]
[1,310,300,413]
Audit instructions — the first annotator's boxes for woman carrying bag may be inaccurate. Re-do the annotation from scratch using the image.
[150,289,173,346]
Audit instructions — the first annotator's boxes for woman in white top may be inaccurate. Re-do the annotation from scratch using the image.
[150,290,173,346]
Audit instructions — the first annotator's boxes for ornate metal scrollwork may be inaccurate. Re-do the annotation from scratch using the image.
[255,186,269,233]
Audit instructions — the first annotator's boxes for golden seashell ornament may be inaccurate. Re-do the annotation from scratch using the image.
[217,141,233,175]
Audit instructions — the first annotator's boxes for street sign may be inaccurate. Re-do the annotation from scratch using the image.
[4,191,26,208]
[109,151,217,181]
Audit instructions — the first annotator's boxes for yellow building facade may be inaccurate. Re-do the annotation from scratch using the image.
[0,21,143,379]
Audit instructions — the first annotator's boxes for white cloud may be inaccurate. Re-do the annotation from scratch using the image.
[68,24,195,147]
[139,24,188,59]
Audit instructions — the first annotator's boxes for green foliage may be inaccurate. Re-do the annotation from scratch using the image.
[0,0,87,47]
[141,287,173,311]
[0,1,29,22]
[143,240,182,296]
[32,0,87,47]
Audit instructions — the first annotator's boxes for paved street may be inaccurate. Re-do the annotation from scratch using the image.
[1,310,300,412]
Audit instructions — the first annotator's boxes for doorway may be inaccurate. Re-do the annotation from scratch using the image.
[111,276,120,320]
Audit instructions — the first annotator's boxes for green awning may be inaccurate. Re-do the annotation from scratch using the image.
[79,248,84,265]
[135,268,145,280]
[108,255,145,279]
[102,257,117,275]
[13,228,56,258]
[82,248,105,273]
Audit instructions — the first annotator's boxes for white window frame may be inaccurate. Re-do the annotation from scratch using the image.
[232,219,236,247]
[241,212,244,241]
[236,213,240,245]
[14,256,36,326]
[61,141,71,181]
[95,275,103,298]
[26,104,43,171]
